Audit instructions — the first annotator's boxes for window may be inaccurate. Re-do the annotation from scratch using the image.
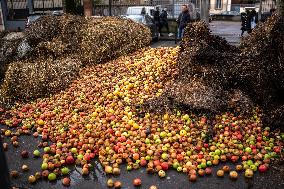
[216,0,222,9]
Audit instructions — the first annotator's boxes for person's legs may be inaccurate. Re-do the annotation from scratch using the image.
[160,22,164,36]
[165,22,170,33]
[178,26,182,39]
[181,28,185,38]
[157,22,161,34]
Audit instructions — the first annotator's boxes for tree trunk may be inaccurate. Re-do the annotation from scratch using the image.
[83,0,93,17]
[200,0,209,24]
[278,0,284,16]
[277,0,284,31]
[258,0,262,21]
[63,0,76,14]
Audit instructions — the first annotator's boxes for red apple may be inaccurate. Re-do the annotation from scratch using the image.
[161,162,169,171]
[153,160,160,167]
[133,178,142,186]
[140,159,147,167]
[205,167,212,175]
[259,165,268,173]
[66,156,75,165]
[273,146,281,153]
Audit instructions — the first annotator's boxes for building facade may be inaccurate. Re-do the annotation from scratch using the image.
[209,0,232,14]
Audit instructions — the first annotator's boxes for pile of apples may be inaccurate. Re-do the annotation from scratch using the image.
[0,47,283,186]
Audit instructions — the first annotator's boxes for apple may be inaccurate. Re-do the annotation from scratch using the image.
[105,166,113,174]
[66,156,75,165]
[149,185,158,189]
[48,173,57,181]
[28,175,36,184]
[189,174,197,182]
[158,170,166,178]
[71,148,77,154]
[41,163,48,170]
[173,162,180,169]
[44,147,51,153]
[33,150,41,157]
[258,165,268,173]
[22,164,29,171]
[62,177,71,186]
[21,150,29,158]
[161,162,169,170]
[217,170,224,177]
[140,159,147,167]
[114,181,122,189]
[61,167,70,175]
[198,169,205,176]
[133,178,142,186]
[229,171,238,180]
[161,153,168,160]
[113,167,121,175]
[205,167,212,175]
[245,169,254,178]
[245,147,252,153]
[107,179,114,187]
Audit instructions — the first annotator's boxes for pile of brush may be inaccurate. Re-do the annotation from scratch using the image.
[0,14,151,106]
[144,14,284,129]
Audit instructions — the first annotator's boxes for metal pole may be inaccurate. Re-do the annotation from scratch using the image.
[258,0,262,22]
[43,0,45,14]
[201,0,209,24]
[28,0,34,14]
[109,0,112,16]
[1,0,8,30]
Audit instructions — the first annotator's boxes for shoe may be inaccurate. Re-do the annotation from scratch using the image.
[168,33,174,37]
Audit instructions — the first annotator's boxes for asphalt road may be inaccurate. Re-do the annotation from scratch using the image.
[1,132,284,189]
[152,21,243,47]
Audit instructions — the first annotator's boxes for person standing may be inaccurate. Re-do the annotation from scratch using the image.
[160,8,173,37]
[141,7,146,15]
[177,5,191,39]
[153,7,161,36]
[245,9,252,34]
[250,9,258,30]
[240,12,247,36]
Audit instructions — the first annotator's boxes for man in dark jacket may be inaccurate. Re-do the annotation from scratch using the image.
[245,9,252,34]
[153,7,161,35]
[177,5,191,39]
[240,12,247,36]
[160,8,169,36]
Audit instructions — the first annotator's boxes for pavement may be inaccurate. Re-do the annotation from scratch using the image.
[151,21,243,48]
[2,133,284,189]
[209,21,243,45]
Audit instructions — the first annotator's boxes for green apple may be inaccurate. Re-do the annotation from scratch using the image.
[41,163,48,170]
[48,173,56,181]
[245,147,252,153]
[173,162,179,169]
[61,167,70,175]
[43,147,50,153]
[71,148,77,154]
[161,153,168,160]
[33,150,41,157]
[160,131,167,138]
